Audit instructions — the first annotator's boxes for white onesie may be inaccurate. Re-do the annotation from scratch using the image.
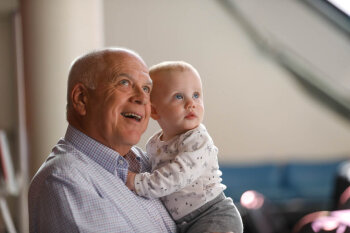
[134,124,226,220]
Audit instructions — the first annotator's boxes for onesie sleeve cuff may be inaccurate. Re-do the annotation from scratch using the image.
[134,173,146,197]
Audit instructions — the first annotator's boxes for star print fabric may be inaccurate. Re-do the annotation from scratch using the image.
[134,124,226,220]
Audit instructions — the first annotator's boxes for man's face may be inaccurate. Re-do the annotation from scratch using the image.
[85,53,152,155]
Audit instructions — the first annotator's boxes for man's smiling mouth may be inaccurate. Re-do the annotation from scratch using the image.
[121,112,142,122]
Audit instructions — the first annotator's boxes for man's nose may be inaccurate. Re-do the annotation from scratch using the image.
[131,86,148,105]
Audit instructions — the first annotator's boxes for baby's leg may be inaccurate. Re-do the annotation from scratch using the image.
[176,193,243,233]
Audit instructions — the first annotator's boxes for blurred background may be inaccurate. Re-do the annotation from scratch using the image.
[0,0,350,232]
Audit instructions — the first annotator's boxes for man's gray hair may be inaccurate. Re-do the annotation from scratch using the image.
[66,47,142,115]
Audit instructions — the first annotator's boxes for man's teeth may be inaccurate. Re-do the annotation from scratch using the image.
[121,113,142,121]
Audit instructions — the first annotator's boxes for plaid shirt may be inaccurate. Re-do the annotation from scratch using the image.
[28,125,176,233]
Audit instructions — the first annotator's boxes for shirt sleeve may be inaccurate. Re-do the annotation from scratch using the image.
[134,128,216,199]
[31,168,130,233]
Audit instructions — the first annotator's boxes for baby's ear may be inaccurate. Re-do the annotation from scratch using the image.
[150,105,160,120]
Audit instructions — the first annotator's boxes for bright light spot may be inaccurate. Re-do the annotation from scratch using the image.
[240,190,264,209]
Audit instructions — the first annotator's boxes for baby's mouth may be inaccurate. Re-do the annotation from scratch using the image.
[185,112,196,119]
[121,112,142,122]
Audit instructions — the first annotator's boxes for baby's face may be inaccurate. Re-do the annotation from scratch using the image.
[151,69,204,141]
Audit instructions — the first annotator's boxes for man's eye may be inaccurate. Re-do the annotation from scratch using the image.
[119,80,130,86]
[143,86,151,93]
[175,94,183,100]
[193,92,200,99]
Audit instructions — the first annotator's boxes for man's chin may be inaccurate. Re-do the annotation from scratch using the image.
[113,138,140,155]
[124,134,142,147]
[116,128,146,149]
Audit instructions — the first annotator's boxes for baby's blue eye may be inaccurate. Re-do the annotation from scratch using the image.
[193,92,200,99]
[175,94,183,100]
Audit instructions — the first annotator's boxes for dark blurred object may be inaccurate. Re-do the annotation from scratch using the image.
[292,160,350,233]
[338,187,350,209]
[292,211,329,233]
[333,160,350,209]
[240,190,289,233]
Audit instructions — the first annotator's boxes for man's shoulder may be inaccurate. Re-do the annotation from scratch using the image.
[30,140,89,187]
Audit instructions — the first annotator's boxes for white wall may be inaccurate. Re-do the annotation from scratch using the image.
[229,0,350,109]
[104,0,350,163]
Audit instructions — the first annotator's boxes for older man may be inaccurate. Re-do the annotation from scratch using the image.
[28,48,176,233]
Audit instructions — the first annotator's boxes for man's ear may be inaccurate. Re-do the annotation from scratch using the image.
[150,105,160,120]
[71,83,88,116]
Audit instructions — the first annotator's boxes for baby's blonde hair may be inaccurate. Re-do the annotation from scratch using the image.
[149,61,200,78]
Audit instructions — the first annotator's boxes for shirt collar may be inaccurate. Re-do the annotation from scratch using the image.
[64,125,128,176]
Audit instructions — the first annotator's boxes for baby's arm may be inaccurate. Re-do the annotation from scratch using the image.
[134,128,217,199]
[126,171,136,191]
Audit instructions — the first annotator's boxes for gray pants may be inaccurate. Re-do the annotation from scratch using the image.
[175,192,243,233]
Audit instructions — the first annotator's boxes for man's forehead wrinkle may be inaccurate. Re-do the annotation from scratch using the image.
[107,65,123,83]
[98,51,150,85]
[115,73,132,81]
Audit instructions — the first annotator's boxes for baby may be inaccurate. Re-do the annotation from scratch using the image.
[127,61,243,233]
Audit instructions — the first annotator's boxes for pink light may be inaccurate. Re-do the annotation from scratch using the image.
[308,210,350,233]
[338,186,350,208]
[331,210,350,225]
[312,216,339,232]
[336,225,347,233]
[322,218,339,231]
[240,190,264,209]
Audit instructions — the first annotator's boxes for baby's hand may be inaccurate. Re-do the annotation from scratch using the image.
[126,171,136,192]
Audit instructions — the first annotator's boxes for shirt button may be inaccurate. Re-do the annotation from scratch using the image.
[118,160,124,165]
[181,221,187,225]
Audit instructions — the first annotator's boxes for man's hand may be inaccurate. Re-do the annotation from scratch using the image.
[126,171,136,192]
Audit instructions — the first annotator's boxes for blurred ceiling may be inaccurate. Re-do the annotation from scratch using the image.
[2,0,350,117]
[223,0,350,117]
